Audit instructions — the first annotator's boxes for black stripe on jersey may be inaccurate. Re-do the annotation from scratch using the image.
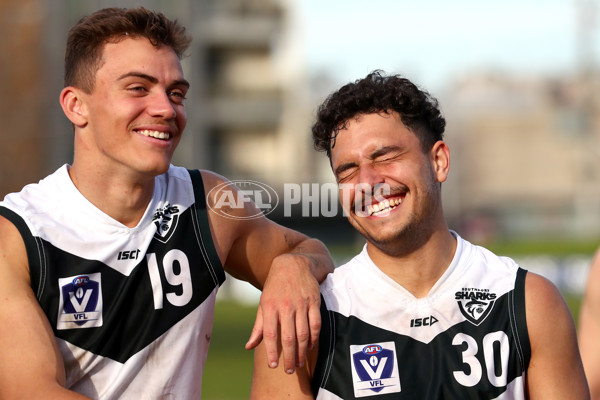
[312,295,335,395]
[0,206,46,298]
[188,169,226,286]
[508,268,531,371]
[313,290,527,400]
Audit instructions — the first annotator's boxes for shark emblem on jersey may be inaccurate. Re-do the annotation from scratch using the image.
[57,273,103,330]
[350,342,401,397]
[152,203,180,243]
[455,287,497,325]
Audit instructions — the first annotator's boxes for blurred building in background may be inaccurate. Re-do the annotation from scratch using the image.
[0,0,48,197]
[2,0,315,180]
[0,0,599,249]
[440,72,600,242]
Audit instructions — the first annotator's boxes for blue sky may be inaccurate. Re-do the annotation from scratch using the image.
[299,0,597,91]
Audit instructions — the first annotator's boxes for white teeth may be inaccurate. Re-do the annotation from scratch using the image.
[367,197,402,216]
[139,130,170,140]
[390,197,402,207]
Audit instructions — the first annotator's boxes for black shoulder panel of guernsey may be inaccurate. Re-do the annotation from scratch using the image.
[0,168,225,364]
[0,207,45,296]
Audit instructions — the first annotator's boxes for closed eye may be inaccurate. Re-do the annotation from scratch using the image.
[370,145,402,161]
[335,165,358,183]
[374,153,401,164]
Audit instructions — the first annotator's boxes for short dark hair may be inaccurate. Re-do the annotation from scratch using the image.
[64,7,192,93]
[312,70,446,159]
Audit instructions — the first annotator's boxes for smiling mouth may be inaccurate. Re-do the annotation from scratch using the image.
[137,130,171,140]
[366,196,403,216]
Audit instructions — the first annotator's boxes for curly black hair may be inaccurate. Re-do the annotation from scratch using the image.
[312,70,446,159]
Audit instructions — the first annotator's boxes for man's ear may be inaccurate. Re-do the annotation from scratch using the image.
[431,140,450,183]
[60,86,88,127]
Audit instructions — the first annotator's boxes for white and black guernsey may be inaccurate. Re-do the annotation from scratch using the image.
[0,165,226,399]
[312,233,530,399]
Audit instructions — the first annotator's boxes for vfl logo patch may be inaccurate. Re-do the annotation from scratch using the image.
[57,273,103,330]
[455,287,497,325]
[350,342,401,397]
[153,203,180,243]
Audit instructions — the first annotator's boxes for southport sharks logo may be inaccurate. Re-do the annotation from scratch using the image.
[152,203,180,243]
[455,287,496,325]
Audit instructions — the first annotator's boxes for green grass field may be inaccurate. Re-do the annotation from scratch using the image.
[202,301,257,399]
[202,295,585,400]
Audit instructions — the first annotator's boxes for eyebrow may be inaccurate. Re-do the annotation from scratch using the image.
[117,71,190,88]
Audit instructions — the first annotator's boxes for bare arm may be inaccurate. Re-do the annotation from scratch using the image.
[202,171,334,374]
[525,272,589,399]
[250,337,317,400]
[0,217,90,399]
[579,249,600,399]
[243,236,331,374]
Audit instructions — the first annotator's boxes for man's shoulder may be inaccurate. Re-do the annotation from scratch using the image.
[164,166,230,192]
[455,233,520,271]
[0,165,68,216]
[320,248,368,292]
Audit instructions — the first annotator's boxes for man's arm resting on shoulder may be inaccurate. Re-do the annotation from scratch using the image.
[579,249,600,399]
[202,171,334,374]
[524,272,590,399]
[0,217,90,400]
[250,337,317,400]
[245,235,332,373]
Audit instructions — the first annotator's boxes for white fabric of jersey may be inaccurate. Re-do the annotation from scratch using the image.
[0,165,225,399]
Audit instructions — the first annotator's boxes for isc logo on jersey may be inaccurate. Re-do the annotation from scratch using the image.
[57,273,103,330]
[349,341,401,397]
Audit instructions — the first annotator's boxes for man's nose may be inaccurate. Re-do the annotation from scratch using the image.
[148,91,177,120]
[358,164,385,186]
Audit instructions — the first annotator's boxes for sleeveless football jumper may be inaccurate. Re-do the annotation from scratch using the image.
[312,233,530,400]
[0,165,225,399]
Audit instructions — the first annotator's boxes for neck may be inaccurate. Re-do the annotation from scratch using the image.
[367,229,457,298]
[68,162,156,228]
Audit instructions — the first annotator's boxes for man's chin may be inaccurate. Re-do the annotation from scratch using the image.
[356,228,401,250]
[349,217,400,240]
[141,157,173,176]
